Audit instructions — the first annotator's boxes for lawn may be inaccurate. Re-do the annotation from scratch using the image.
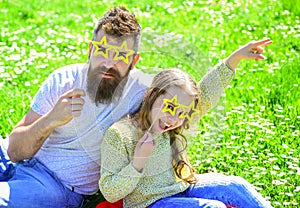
[0,0,299,207]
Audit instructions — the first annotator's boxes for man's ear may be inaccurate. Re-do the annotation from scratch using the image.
[88,42,93,60]
[131,53,140,69]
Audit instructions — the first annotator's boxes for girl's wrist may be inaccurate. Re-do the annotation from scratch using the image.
[132,161,144,173]
[225,53,241,70]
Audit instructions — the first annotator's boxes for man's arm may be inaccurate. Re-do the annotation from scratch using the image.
[8,89,85,162]
[8,110,55,162]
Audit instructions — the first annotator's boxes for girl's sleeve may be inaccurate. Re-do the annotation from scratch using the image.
[99,128,143,202]
[197,61,235,117]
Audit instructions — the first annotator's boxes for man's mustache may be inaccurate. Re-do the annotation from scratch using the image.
[94,66,122,81]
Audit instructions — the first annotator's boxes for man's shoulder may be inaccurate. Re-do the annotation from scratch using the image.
[47,63,88,87]
[129,68,153,87]
[53,63,87,75]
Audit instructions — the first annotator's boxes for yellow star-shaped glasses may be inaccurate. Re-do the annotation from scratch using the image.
[179,101,200,122]
[91,36,135,64]
[162,95,180,116]
[162,95,200,122]
[92,36,109,59]
[113,41,135,64]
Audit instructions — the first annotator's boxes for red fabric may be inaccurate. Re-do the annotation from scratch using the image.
[95,199,237,208]
[96,199,123,208]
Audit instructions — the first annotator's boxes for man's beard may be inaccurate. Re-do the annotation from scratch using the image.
[86,65,131,105]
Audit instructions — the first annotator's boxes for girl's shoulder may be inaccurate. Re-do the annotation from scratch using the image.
[106,117,138,146]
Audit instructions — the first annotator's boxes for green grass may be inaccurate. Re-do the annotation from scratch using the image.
[0,0,299,207]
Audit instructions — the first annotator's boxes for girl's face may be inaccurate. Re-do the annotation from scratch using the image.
[150,86,194,134]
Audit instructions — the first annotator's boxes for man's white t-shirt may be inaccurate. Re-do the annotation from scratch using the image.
[31,63,152,195]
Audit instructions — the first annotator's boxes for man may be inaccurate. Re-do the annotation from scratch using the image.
[0,6,151,207]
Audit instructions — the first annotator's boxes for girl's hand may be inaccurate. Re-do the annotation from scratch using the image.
[132,132,156,172]
[225,38,272,70]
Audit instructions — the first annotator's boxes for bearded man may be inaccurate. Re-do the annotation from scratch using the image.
[0,6,151,207]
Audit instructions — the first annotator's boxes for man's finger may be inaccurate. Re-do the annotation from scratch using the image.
[62,89,86,98]
[70,104,84,111]
[71,89,86,98]
[71,97,85,105]
[72,110,82,118]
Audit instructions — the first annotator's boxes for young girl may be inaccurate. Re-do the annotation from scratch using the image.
[99,39,273,208]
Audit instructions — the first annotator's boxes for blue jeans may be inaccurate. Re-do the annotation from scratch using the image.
[0,139,14,182]
[148,173,273,208]
[0,147,84,208]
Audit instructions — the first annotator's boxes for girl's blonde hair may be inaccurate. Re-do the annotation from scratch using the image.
[132,68,200,184]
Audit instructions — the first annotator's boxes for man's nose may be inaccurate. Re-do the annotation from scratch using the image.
[103,51,116,68]
[103,58,114,68]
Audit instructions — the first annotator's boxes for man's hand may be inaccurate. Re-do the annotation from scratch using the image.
[47,88,86,127]
[225,38,272,70]
[7,88,86,162]
[132,132,156,172]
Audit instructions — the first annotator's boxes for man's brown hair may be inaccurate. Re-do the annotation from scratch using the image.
[93,6,141,51]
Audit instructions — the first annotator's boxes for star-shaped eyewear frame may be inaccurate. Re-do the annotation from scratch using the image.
[162,95,200,122]
[92,36,135,64]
